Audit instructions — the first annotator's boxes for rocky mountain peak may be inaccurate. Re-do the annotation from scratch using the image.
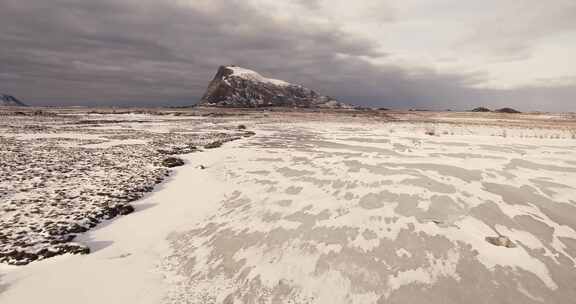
[0,94,27,107]
[198,66,348,108]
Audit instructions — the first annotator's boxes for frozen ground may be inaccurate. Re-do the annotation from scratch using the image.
[1,109,576,303]
[0,110,250,265]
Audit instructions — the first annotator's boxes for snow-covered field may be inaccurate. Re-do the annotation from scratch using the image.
[1,109,576,303]
[0,110,249,265]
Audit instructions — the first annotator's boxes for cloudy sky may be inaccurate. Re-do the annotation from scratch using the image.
[1,0,575,111]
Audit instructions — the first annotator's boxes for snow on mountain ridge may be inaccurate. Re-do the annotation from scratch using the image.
[227,66,291,87]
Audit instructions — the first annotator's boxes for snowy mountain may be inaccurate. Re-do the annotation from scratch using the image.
[0,94,27,106]
[198,66,349,108]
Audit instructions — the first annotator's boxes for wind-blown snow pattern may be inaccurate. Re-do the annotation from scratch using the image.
[160,117,576,303]
[2,110,576,304]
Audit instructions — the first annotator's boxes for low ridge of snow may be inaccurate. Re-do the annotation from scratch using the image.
[227,66,291,87]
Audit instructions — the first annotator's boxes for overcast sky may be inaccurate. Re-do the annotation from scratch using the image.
[1,0,575,111]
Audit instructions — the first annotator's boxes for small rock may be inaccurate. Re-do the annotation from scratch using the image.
[54,243,90,255]
[204,141,223,149]
[118,205,134,215]
[162,157,185,168]
[485,235,516,248]
[243,131,256,137]
[68,224,88,233]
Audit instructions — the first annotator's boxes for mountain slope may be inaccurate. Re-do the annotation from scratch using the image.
[198,66,348,108]
[1,94,27,106]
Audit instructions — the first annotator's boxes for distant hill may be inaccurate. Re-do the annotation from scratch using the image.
[197,66,350,108]
[0,94,27,107]
[470,107,491,112]
[469,107,522,114]
[495,107,522,114]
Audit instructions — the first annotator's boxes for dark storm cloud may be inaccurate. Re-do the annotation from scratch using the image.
[0,0,574,111]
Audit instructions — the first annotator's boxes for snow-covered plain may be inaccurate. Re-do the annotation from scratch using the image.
[0,110,249,265]
[1,109,576,303]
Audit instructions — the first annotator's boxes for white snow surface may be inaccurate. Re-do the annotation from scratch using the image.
[227,66,291,86]
[2,111,576,303]
[0,150,229,303]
